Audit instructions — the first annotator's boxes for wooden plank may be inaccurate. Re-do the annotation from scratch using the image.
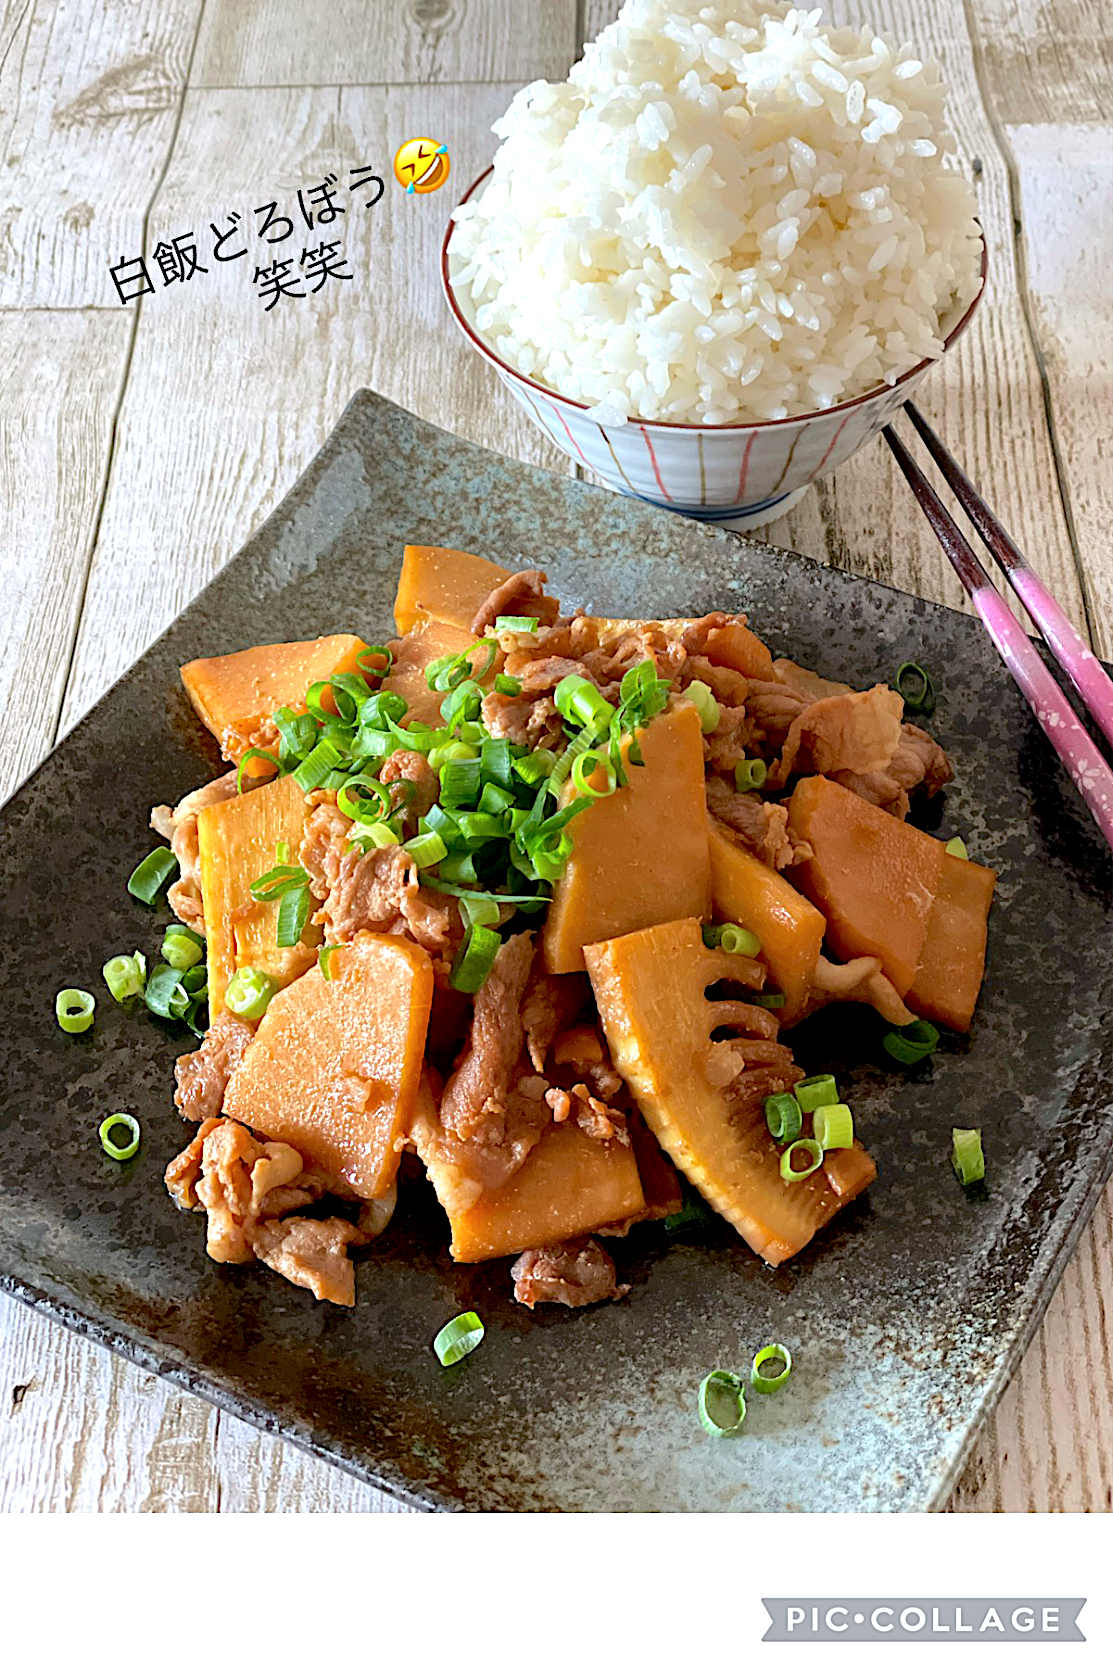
[1006,123,1113,658]
[949,1189,1113,1512]
[0,311,131,802]
[0,0,203,308]
[964,0,1112,126]
[193,0,576,88]
[59,80,573,734]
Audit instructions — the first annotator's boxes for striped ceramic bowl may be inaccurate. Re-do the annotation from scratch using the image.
[442,171,986,531]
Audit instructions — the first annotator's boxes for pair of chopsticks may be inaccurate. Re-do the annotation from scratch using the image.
[883,404,1113,850]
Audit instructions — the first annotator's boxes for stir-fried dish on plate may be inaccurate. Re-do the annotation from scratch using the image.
[83,545,997,1313]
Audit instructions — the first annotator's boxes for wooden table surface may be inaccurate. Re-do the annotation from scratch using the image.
[1,0,1109,1512]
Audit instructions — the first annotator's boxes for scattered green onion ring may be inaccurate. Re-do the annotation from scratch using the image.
[127,847,178,904]
[734,758,768,792]
[495,615,538,633]
[554,673,615,734]
[794,1074,839,1113]
[56,988,95,1034]
[225,967,281,1021]
[102,953,147,1003]
[780,1138,824,1182]
[952,1127,985,1187]
[764,1092,802,1143]
[404,831,448,868]
[99,1113,140,1161]
[236,748,281,793]
[275,883,311,946]
[337,775,391,822]
[703,922,762,957]
[697,1370,747,1437]
[813,1102,854,1150]
[945,836,968,860]
[292,737,343,794]
[750,1343,793,1394]
[747,991,786,1008]
[571,748,618,798]
[494,673,522,697]
[882,1018,939,1066]
[356,644,393,678]
[433,1311,485,1366]
[318,944,341,980]
[161,928,203,971]
[450,923,501,994]
[895,660,936,716]
[686,679,721,734]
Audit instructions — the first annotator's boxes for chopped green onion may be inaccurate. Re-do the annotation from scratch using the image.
[433,1310,485,1366]
[439,756,483,808]
[328,672,374,722]
[794,1073,839,1113]
[460,893,502,929]
[895,660,936,716]
[779,1138,824,1182]
[480,737,516,789]
[404,831,448,868]
[882,1018,939,1066]
[56,987,95,1034]
[337,775,391,822]
[813,1103,854,1150]
[250,863,309,901]
[478,781,515,816]
[450,923,501,994]
[274,841,290,863]
[428,741,478,771]
[423,880,547,906]
[554,673,615,734]
[275,884,311,946]
[455,811,506,843]
[945,836,968,860]
[127,847,178,904]
[703,922,762,957]
[102,953,147,1003]
[456,720,485,744]
[144,963,189,1020]
[274,707,318,763]
[764,1092,802,1143]
[319,944,341,980]
[952,1127,985,1187]
[236,748,282,792]
[494,673,522,697]
[697,1370,746,1437]
[292,737,343,793]
[98,1113,140,1162]
[436,849,478,884]
[513,751,555,786]
[750,1343,793,1394]
[440,678,484,730]
[664,1192,715,1233]
[734,758,768,792]
[571,748,618,798]
[225,967,281,1020]
[686,679,721,734]
[357,644,393,678]
[747,991,785,1008]
[161,928,202,972]
[351,822,400,850]
[495,615,538,633]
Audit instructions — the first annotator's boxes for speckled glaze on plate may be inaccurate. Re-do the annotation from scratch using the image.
[0,392,1110,1512]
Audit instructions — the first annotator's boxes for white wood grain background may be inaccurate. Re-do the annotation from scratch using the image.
[0,0,1109,1512]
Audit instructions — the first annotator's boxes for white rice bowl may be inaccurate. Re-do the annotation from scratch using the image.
[447,0,983,425]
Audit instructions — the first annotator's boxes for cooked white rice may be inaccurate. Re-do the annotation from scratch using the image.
[447,1,983,424]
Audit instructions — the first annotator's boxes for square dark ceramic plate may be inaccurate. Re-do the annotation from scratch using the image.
[1,392,1110,1512]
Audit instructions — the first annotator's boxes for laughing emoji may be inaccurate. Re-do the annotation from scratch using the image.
[393,138,451,195]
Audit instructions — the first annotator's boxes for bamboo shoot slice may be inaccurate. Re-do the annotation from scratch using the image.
[586,917,875,1266]
[393,544,511,635]
[197,772,318,1014]
[181,634,370,763]
[222,931,433,1199]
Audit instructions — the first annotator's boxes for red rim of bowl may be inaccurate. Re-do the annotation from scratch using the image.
[441,165,988,434]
